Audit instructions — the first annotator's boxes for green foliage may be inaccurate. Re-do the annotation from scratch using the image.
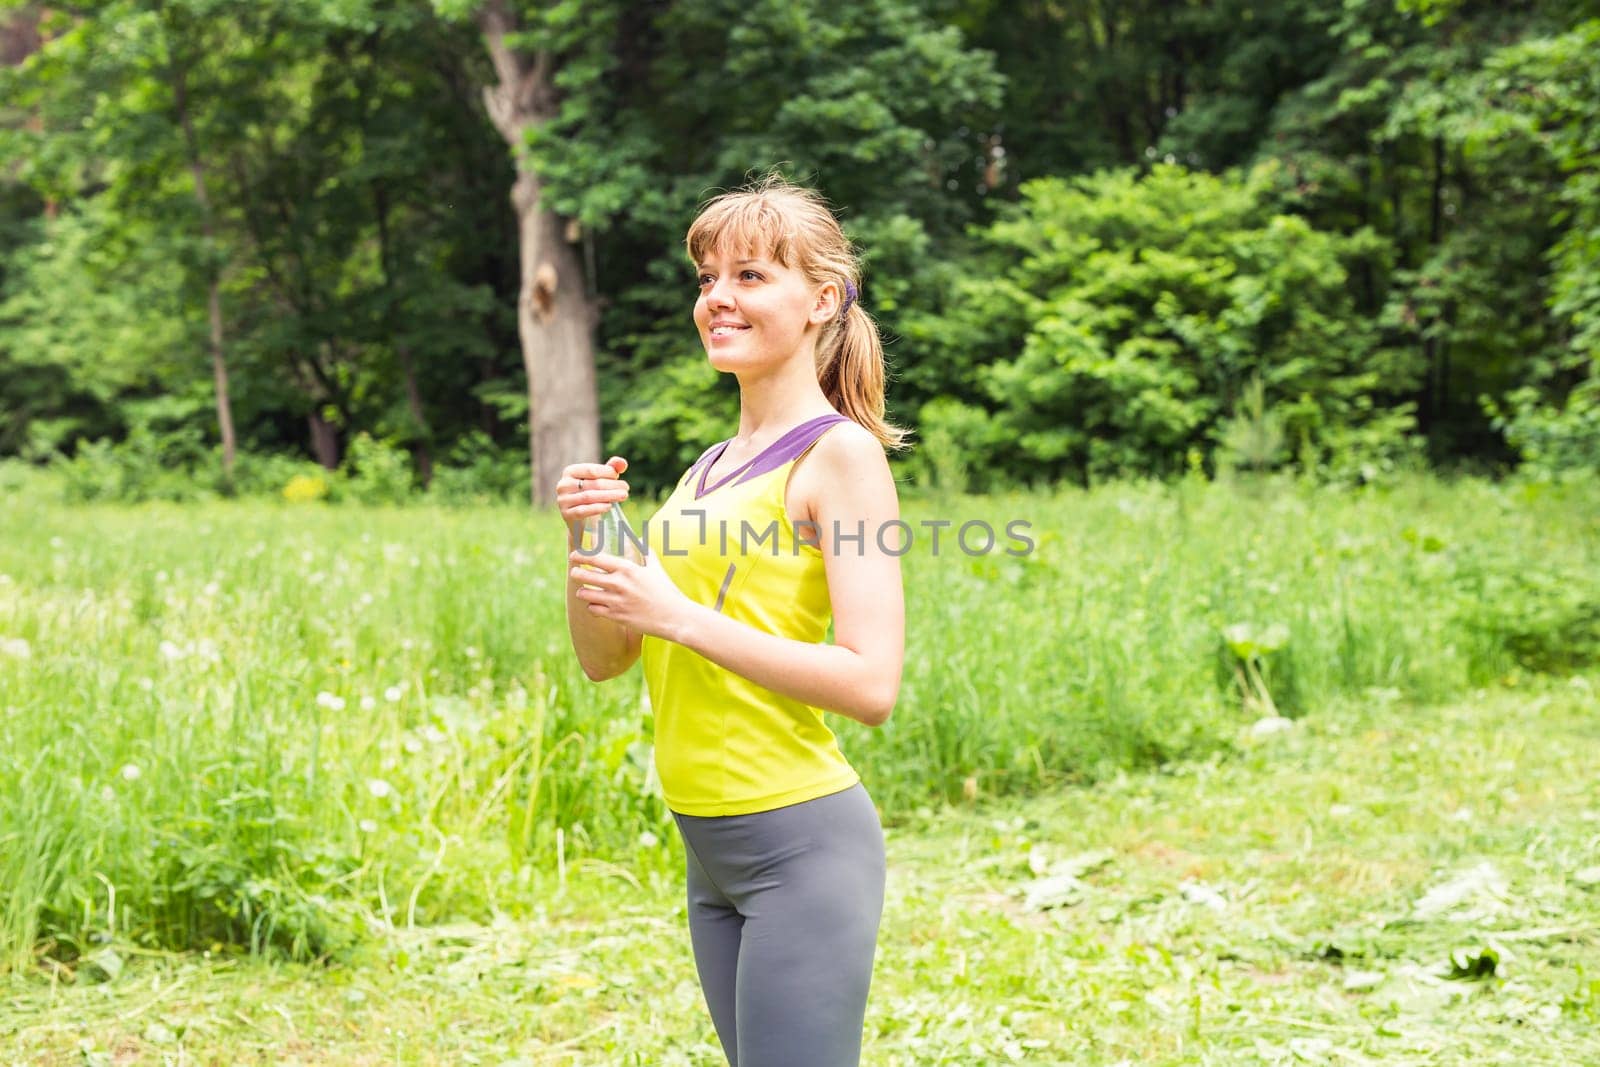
[1217,376,1288,475]
[3,0,1600,493]
[1474,20,1600,473]
[1490,376,1600,474]
[902,396,1002,493]
[0,204,195,458]
[909,164,1410,485]
[1449,491,1600,673]
[51,426,215,503]
[336,433,415,505]
[228,451,334,499]
[426,431,529,505]
[1,0,518,479]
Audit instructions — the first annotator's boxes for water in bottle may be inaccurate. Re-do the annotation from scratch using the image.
[578,501,645,563]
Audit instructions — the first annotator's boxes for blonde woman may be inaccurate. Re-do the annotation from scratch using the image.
[557,176,905,1067]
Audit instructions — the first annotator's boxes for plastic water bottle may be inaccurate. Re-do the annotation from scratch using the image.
[578,501,644,562]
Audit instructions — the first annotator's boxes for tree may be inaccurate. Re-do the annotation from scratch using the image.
[429,0,605,504]
[5,2,248,474]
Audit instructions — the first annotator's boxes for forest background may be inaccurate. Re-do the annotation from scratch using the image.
[2,0,1598,499]
[4,4,1600,1061]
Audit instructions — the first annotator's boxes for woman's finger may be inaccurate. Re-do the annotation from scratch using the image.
[570,550,626,571]
[571,463,627,482]
[560,479,629,500]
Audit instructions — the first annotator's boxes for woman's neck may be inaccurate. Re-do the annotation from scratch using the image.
[731,349,835,443]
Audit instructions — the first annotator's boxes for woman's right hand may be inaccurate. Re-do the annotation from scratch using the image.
[556,456,630,526]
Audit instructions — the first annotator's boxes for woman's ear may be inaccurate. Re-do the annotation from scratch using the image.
[810,281,842,325]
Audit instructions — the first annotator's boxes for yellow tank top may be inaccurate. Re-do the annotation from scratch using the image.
[640,414,860,816]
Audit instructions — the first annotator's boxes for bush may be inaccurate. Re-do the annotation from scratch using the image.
[427,432,529,505]
[904,398,1003,493]
[51,425,215,503]
[337,433,415,505]
[227,451,335,499]
[1490,375,1600,476]
[902,163,1415,483]
[0,458,45,496]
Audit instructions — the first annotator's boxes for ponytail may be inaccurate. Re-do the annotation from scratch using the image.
[816,301,908,450]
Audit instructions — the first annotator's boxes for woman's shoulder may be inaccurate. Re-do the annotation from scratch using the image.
[811,417,887,464]
[791,417,893,505]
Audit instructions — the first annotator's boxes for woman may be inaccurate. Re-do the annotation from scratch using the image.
[556,176,905,1067]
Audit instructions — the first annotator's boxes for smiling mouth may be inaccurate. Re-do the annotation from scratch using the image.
[710,325,749,336]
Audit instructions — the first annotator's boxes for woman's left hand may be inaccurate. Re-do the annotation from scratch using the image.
[568,549,696,641]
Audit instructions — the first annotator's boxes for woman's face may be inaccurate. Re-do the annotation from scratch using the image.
[693,246,830,374]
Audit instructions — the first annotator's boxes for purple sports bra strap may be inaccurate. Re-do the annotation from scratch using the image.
[682,441,724,489]
[738,413,851,485]
[693,413,851,499]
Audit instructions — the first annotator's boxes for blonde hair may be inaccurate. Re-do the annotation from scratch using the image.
[685,175,908,450]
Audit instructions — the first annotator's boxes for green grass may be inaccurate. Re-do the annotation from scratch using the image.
[3,680,1597,1064]
[1,474,1597,974]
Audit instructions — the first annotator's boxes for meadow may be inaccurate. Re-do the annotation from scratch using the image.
[1,473,1598,1063]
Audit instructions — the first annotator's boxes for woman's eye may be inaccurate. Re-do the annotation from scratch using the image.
[740,270,762,282]
[697,274,714,287]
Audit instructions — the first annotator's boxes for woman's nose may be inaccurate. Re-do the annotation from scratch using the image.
[704,276,736,308]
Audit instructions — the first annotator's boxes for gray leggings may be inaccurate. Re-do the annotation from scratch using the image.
[672,783,886,1067]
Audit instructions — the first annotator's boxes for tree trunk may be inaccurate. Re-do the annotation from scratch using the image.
[1421,135,1447,435]
[477,0,600,507]
[373,183,435,486]
[5,8,47,218]
[0,7,41,66]
[167,37,238,479]
[309,411,340,470]
[398,342,434,486]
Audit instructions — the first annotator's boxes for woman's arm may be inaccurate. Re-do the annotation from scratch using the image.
[559,458,643,681]
[570,426,904,726]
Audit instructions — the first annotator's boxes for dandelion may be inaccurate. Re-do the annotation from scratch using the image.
[359,819,379,834]
[0,637,31,659]
[639,831,660,849]
[403,737,423,755]
[136,677,154,692]
[366,778,393,799]
[359,696,376,712]
[465,646,480,660]
[159,640,185,661]
[316,691,346,712]
[384,685,403,703]
[203,581,221,597]
[120,764,142,782]
[421,724,446,745]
